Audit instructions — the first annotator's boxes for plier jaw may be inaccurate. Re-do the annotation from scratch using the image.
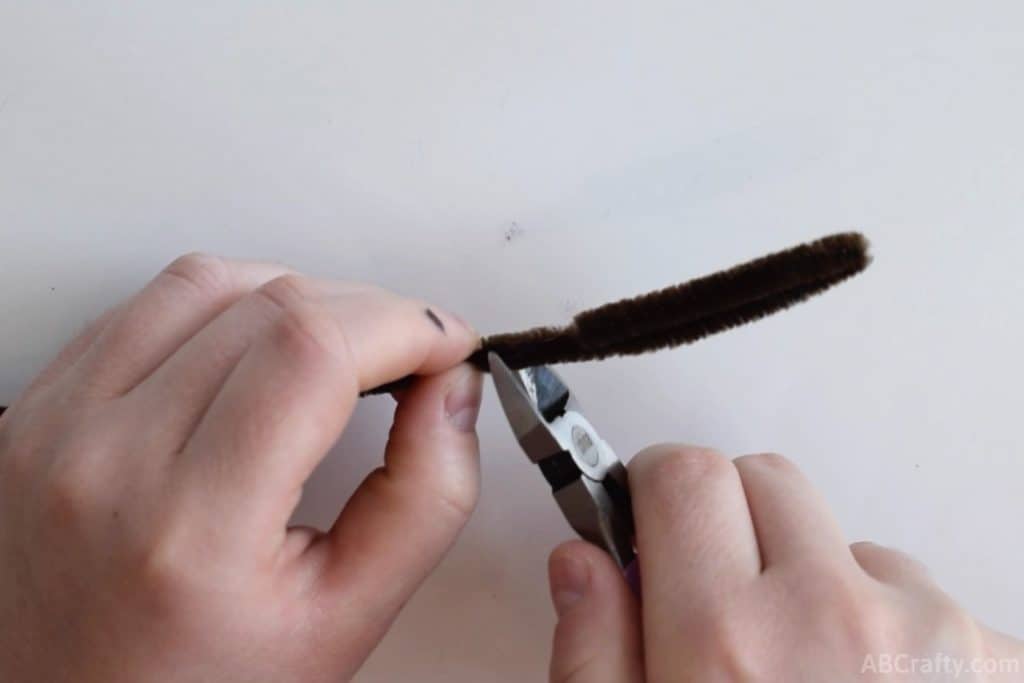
[488,353,636,569]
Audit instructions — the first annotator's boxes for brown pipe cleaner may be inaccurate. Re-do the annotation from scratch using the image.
[0,232,870,410]
[365,231,870,395]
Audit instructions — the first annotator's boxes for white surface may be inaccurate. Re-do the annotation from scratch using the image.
[1,2,1022,679]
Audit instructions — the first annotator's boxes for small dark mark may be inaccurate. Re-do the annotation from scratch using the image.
[112,509,120,519]
[503,222,523,243]
[50,287,55,292]
[425,308,445,333]
[360,231,871,396]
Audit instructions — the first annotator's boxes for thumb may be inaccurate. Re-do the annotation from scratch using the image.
[311,363,483,669]
[548,540,644,683]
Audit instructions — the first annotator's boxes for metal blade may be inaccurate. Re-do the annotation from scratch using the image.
[488,352,563,462]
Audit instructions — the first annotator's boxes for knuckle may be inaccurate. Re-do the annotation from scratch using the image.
[797,572,895,653]
[432,475,479,523]
[255,275,353,370]
[734,451,795,472]
[690,608,762,680]
[42,461,102,525]
[257,273,317,311]
[633,443,731,490]
[161,252,232,298]
[367,463,478,529]
[844,594,899,652]
[420,467,479,522]
[269,307,347,371]
[550,624,603,683]
[132,518,202,603]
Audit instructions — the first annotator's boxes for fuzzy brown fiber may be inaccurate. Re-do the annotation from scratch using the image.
[365,232,870,395]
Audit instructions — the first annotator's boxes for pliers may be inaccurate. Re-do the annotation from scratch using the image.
[488,353,638,582]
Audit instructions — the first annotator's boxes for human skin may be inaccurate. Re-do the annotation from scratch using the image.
[0,254,484,682]
[546,446,1024,682]
[0,254,1020,682]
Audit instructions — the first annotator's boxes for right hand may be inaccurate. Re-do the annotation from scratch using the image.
[546,445,1023,682]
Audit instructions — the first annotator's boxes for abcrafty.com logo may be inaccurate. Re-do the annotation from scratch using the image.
[861,652,1020,678]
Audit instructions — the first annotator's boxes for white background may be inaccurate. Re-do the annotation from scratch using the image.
[1,2,1021,680]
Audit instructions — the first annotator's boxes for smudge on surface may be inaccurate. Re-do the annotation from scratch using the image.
[503,222,524,243]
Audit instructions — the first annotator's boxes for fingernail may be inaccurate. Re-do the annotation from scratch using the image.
[445,366,483,432]
[550,554,590,616]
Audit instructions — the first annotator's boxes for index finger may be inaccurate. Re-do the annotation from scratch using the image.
[628,444,761,656]
[174,275,479,543]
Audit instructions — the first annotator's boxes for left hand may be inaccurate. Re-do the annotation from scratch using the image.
[0,253,483,682]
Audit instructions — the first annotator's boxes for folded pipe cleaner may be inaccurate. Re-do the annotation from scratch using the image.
[364,231,870,395]
[0,232,870,411]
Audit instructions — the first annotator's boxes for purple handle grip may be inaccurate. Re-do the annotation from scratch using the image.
[624,558,641,599]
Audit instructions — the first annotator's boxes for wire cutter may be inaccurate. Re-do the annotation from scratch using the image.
[488,352,638,575]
